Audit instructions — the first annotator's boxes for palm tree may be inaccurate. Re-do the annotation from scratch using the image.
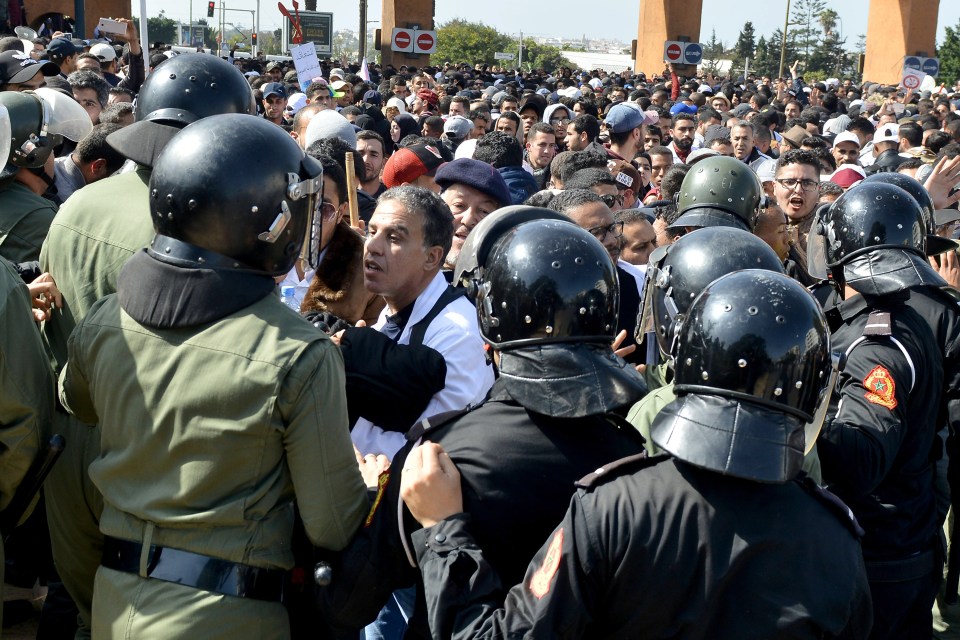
[819,9,838,37]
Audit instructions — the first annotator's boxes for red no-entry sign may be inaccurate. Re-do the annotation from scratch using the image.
[415,30,437,54]
[665,42,683,62]
[394,30,411,49]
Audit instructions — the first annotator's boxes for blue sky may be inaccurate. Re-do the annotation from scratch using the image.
[137,1,960,51]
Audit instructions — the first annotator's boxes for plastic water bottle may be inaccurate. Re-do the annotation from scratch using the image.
[280,285,299,311]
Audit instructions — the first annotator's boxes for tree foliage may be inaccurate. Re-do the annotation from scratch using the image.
[702,29,725,77]
[508,38,572,73]
[940,20,960,87]
[789,0,827,61]
[730,22,755,74]
[434,19,512,67]
[132,10,178,45]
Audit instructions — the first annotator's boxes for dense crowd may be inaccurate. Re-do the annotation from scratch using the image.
[4,20,960,640]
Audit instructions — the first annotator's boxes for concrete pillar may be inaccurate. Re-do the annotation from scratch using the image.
[635,0,703,76]
[380,0,433,69]
[28,0,127,39]
[864,0,940,85]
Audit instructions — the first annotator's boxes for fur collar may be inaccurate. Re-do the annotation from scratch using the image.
[302,221,365,311]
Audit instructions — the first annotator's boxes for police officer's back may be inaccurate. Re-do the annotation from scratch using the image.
[401,270,873,639]
[58,114,367,639]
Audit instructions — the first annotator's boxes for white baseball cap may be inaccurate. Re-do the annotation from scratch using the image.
[832,131,861,149]
[90,43,116,62]
[873,123,900,144]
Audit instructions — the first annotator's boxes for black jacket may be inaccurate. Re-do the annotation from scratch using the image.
[414,455,873,639]
[820,291,943,560]
[314,379,646,636]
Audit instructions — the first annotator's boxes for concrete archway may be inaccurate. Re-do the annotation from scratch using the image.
[378,0,941,85]
[633,0,941,85]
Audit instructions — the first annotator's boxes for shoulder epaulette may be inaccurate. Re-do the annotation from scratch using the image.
[863,310,892,337]
[404,405,476,443]
[575,453,670,490]
[795,473,865,538]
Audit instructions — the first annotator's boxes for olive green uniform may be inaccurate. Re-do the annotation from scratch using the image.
[59,290,367,638]
[39,167,155,636]
[0,181,58,264]
[0,257,53,631]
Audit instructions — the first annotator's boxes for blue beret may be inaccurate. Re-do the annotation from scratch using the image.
[435,159,512,207]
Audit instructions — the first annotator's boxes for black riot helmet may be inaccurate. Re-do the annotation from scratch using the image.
[108,53,255,167]
[671,155,763,231]
[134,53,256,124]
[478,218,618,349]
[454,205,570,298]
[816,181,926,268]
[652,270,839,483]
[862,171,955,256]
[478,217,647,417]
[149,114,323,276]
[638,226,785,356]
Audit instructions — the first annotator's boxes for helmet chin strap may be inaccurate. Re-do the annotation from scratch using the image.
[27,165,56,191]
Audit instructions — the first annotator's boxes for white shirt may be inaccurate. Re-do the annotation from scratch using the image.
[351,272,495,459]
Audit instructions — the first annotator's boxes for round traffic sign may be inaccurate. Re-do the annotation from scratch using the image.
[394,30,411,49]
[921,58,939,76]
[684,43,703,65]
[903,73,921,89]
[416,32,434,50]
[903,56,922,70]
[666,43,682,62]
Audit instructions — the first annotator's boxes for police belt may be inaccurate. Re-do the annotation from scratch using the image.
[101,536,286,601]
[864,547,939,583]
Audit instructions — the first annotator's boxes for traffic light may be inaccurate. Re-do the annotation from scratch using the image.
[251,32,258,46]
[207,2,215,18]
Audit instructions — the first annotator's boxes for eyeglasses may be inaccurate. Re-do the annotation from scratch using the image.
[775,178,820,192]
[319,201,339,220]
[600,194,625,209]
[587,220,624,240]
[550,118,570,126]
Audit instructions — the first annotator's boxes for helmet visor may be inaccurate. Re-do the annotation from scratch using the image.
[804,351,842,455]
[637,244,677,355]
[294,167,324,271]
[806,203,831,281]
[34,88,93,142]
[0,105,11,173]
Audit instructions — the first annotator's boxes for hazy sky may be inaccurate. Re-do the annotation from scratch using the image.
[132,1,960,51]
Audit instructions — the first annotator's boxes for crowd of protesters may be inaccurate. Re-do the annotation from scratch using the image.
[6,19,960,640]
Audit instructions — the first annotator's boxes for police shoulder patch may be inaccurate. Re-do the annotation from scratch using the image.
[529,528,563,599]
[575,452,669,489]
[862,365,897,410]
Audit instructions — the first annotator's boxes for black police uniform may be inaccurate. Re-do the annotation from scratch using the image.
[819,294,943,639]
[412,453,874,639]
[314,378,647,636]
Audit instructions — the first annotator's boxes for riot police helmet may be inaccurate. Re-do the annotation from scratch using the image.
[149,113,323,276]
[108,53,255,167]
[478,217,647,416]
[638,226,785,357]
[862,171,955,256]
[671,155,763,231]
[652,270,839,483]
